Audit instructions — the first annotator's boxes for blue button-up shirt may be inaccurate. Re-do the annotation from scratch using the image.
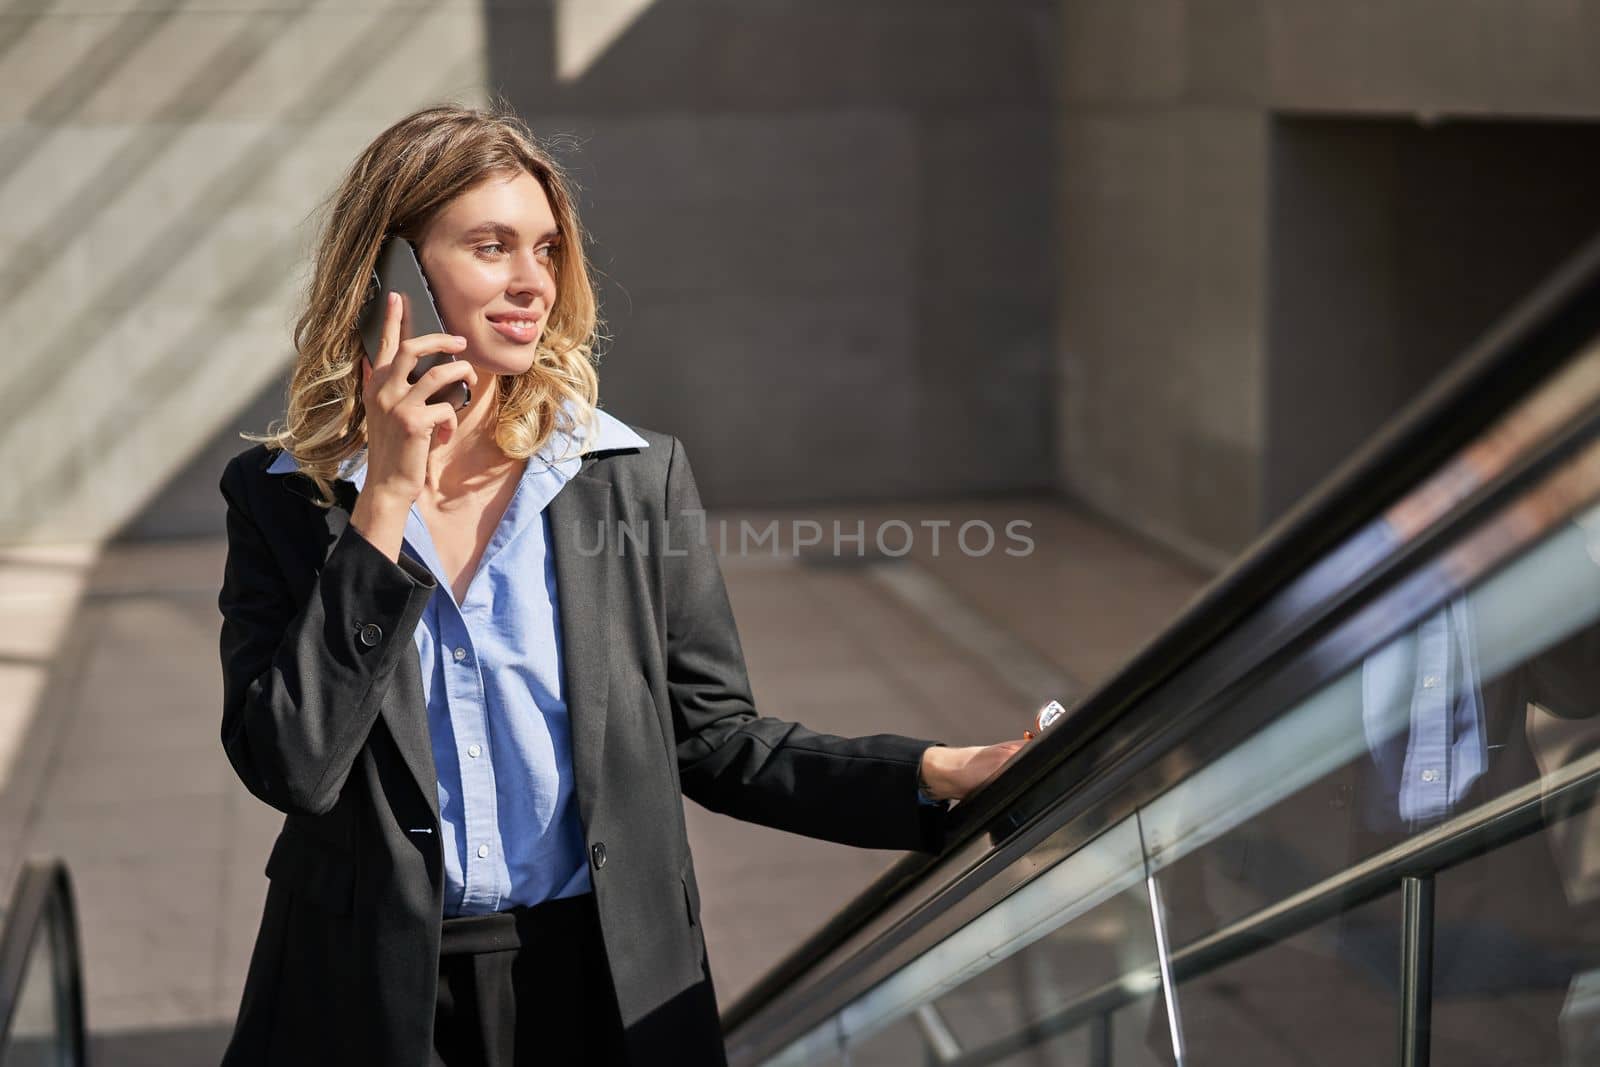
[1362,594,1488,829]
[270,406,648,916]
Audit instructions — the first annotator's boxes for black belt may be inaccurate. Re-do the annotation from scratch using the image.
[439,892,598,956]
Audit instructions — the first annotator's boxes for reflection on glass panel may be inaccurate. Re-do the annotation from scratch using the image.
[7,907,65,1067]
[762,818,1174,1066]
[971,1017,1105,1067]
[1432,799,1600,1066]
[1165,894,1398,1066]
[1141,497,1600,1061]
[1137,659,1361,949]
[839,993,1169,1067]
[832,1015,930,1067]
[929,889,1171,1067]
[1142,503,1600,929]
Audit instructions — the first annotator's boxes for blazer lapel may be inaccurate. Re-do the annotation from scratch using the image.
[547,471,614,832]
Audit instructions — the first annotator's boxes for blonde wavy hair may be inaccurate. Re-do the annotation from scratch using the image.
[244,101,603,507]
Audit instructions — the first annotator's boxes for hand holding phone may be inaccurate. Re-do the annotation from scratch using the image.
[356,288,480,522]
[356,238,471,411]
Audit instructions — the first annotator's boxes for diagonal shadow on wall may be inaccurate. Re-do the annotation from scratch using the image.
[118,3,562,544]
[0,0,68,70]
[130,0,1058,543]
[0,0,188,187]
[9,3,477,542]
[0,0,321,429]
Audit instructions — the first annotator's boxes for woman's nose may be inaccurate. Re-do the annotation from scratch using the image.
[509,250,550,297]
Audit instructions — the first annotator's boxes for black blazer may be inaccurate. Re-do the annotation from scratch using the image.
[215,427,950,1066]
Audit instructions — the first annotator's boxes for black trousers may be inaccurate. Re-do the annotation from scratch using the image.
[431,892,630,1066]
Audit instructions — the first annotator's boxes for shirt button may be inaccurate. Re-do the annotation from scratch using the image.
[454,646,468,662]
[358,622,383,647]
[1422,675,1438,689]
[477,844,489,859]
[467,744,481,758]
[590,842,607,870]
[1421,769,1439,783]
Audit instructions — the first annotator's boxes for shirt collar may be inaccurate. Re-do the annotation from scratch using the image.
[265,402,648,489]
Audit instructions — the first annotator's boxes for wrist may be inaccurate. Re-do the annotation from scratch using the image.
[352,489,410,527]
[918,745,949,802]
[350,492,410,560]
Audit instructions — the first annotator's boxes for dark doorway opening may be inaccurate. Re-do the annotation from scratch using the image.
[1262,116,1600,525]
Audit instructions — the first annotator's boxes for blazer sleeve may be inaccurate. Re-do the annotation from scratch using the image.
[217,455,437,817]
[660,437,950,853]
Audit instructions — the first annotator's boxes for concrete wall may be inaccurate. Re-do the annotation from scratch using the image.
[1263,117,1600,522]
[1,0,1060,545]
[485,1,1060,508]
[1056,1,1600,566]
[1056,3,1270,569]
[0,0,491,546]
[17,1,1600,560]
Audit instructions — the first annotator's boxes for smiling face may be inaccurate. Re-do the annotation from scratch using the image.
[414,168,561,383]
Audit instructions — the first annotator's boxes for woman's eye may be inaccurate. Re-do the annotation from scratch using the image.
[477,243,505,256]
[536,243,558,260]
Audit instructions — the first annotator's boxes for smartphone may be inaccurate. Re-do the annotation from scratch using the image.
[356,237,471,410]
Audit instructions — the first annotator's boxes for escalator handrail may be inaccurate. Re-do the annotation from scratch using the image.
[723,228,1600,1040]
[0,858,88,1064]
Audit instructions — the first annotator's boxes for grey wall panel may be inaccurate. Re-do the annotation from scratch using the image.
[2,4,492,546]
[487,2,1060,507]
[1265,1,1600,117]
[1262,117,1600,523]
[1054,0,1600,565]
[1060,0,1186,104]
[1058,109,1265,566]
[490,2,1056,115]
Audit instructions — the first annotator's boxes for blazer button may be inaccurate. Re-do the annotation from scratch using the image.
[358,622,383,647]
[590,842,607,870]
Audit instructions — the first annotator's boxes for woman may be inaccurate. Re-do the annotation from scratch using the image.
[216,103,1025,1067]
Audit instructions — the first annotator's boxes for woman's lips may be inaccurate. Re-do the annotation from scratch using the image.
[488,317,541,344]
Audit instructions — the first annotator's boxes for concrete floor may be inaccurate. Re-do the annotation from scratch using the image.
[0,494,1208,1063]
